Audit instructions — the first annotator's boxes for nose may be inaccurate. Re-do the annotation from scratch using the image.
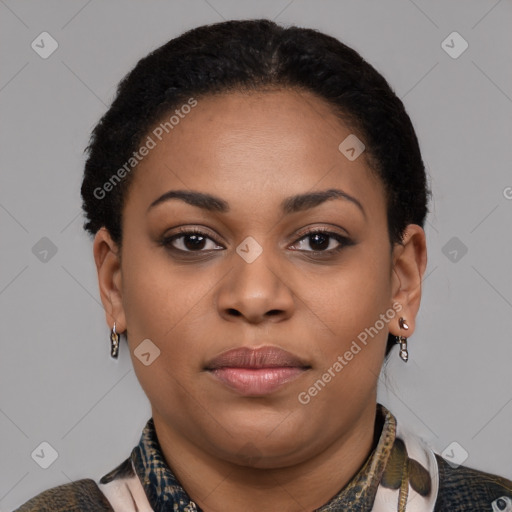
[216,243,295,324]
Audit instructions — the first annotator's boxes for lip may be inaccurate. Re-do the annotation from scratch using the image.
[205,346,310,396]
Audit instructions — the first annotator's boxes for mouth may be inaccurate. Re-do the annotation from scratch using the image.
[204,346,311,396]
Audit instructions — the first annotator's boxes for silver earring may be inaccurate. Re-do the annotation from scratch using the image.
[396,317,409,362]
[110,322,119,359]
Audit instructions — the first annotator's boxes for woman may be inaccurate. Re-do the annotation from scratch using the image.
[15,18,512,512]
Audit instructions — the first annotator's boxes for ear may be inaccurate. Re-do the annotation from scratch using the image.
[93,227,126,333]
[390,224,427,337]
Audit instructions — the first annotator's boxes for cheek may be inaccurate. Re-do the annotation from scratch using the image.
[120,251,206,412]
[306,256,392,396]
[315,252,392,335]
[120,245,221,371]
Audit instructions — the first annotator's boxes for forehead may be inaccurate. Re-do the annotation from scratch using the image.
[125,89,385,219]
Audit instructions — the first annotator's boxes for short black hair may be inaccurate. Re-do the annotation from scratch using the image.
[81,19,430,357]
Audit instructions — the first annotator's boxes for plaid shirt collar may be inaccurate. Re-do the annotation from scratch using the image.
[130,418,199,512]
[130,404,397,512]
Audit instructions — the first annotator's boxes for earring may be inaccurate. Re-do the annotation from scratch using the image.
[110,322,120,359]
[396,317,409,362]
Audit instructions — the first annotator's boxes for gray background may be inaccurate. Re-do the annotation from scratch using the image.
[1,0,511,509]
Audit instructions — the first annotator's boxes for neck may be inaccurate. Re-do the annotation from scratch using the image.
[152,403,381,512]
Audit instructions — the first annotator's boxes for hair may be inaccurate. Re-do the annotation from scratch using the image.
[81,19,430,357]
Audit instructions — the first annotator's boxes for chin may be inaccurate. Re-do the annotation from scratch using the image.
[222,441,308,470]
[206,418,313,466]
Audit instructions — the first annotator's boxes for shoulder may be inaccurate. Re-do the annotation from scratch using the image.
[13,479,113,512]
[435,454,512,511]
[13,458,135,512]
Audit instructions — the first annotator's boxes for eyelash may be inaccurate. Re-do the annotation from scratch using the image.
[160,227,353,257]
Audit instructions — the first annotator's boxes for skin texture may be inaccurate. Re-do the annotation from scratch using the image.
[93,88,427,512]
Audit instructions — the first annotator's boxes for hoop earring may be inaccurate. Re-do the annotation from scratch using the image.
[396,317,409,362]
[110,322,120,359]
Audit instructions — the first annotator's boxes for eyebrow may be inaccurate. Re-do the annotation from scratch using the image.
[147,188,366,218]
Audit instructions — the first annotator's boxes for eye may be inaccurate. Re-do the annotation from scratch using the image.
[161,227,352,255]
[290,229,352,253]
[161,228,224,252]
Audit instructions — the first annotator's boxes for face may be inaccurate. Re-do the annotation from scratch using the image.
[95,88,426,469]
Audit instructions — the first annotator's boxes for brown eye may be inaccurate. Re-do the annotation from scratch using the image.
[162,229,224,253]
[290,230,351,253]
